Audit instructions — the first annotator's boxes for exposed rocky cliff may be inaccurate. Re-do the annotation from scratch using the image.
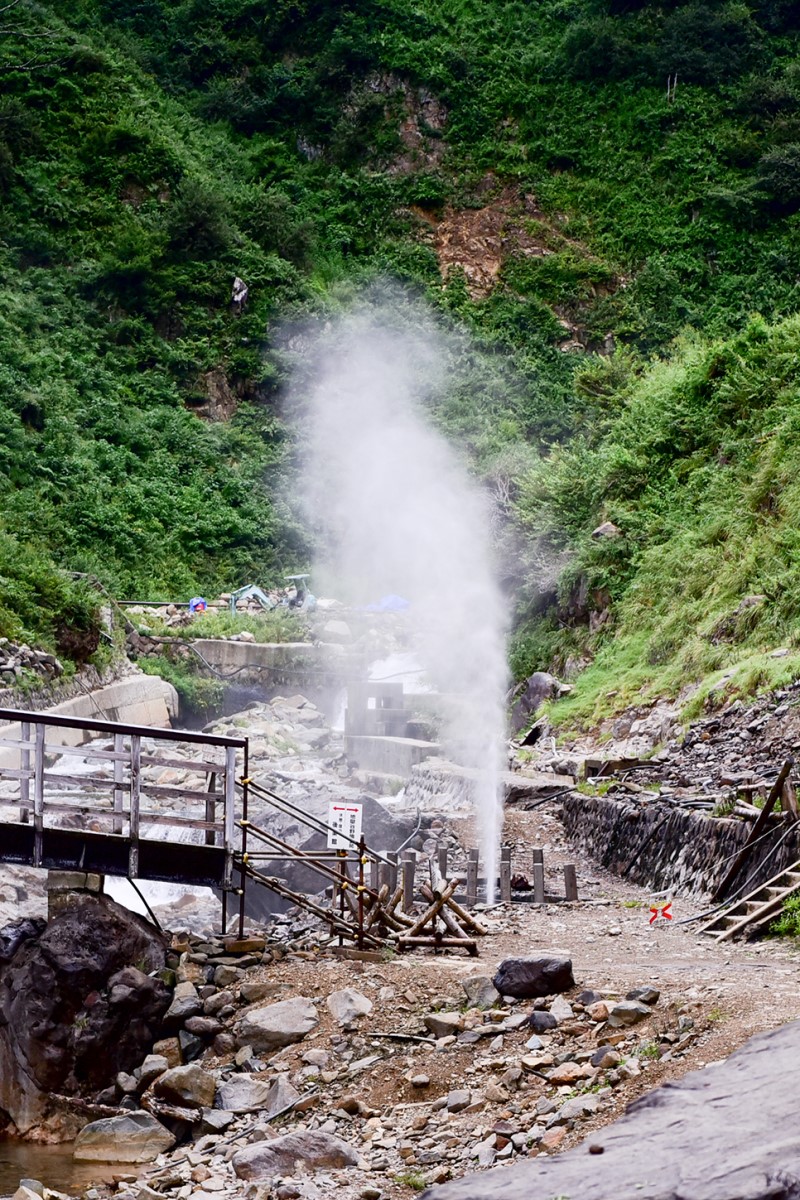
[0,893,169,1140]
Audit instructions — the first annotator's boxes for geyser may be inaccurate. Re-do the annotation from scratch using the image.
[297,298,508,900]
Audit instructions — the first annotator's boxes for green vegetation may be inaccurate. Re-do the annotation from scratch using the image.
[3,0,800,712]
[769,891,800,938]
[138,654,224,720]
[393,1171,427,1193]
[136,607,310,643]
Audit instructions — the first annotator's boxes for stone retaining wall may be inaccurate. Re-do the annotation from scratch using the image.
[560,793,800,897]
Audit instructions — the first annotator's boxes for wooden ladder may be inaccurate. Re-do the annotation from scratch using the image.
[699,858,800,942]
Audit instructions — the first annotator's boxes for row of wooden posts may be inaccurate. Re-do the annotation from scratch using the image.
[368,845,579,909]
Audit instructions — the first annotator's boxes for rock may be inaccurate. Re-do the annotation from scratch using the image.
[540,1126,567,1151]
[13,1188,42,1200]
[153,1064,216,1109]
[549,996,574,1022]
[591,521,622,539]
[554,1095,601,1124]
[607,1001,652,1027]
[184,1015,223,1038]
[510,673,562,730]
[524,1034,545,1051]
[430,1025,800,1199]
[204,988,234,1015]
[591,1046,621,1069]
[548,1062,592,1085]
[528,1011,558,1033]
[239,981,278,1004]
[163,981,202,1024]
[493,955,574,999]
[462,975,501,1008]
[446,1089,471,1113]
[626,987,660,1006]
[152,1038,182,1067]
[232,1131,359,1179]
[236,996,319,1050]
[73,1112,175,1162]
[326,988,373,1026]
[138,1055,169,1090]
[411,1075,430,1088]
[578,990,602,1006]
[216,1075,300,1116]
[587,1001,610,1022]
[178,1029,204,1062]
[425,1012,464,1039]
[214,965,242,988]
[0,894,168,1136]
[200,1108,234,1134]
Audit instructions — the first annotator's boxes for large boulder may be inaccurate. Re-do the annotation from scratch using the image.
[422,1019,800,1200]
[236,997,318,1051]
[152,1064,216,1109]
[232,1130,360,1179]
[493,954,574,999]
[0,894,169,1138]
[73,1111,174,1163]
[215,1075,299,1115]
[509,672,561,732]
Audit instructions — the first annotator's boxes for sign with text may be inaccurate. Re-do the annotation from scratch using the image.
[327,802,363,850]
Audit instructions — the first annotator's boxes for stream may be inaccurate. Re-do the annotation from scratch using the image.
[0,1139,136,1194]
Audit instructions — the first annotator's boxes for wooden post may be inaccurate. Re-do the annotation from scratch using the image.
[467,848,479,907]
[19,720,30,824]
[33,723,44,868]
[713,758,794,900]
[113,733,124,835]
[378,858,391,894]
[370,857,380,896]
[128,734,141,878]
[437,846,448,879]
[387,850,398,893]
[401,851,416,913]
[500,856,512,904]
[564,863,578,901]
[533,861,545,904]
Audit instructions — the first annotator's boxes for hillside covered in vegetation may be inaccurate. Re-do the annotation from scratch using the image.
[3,0,800,716]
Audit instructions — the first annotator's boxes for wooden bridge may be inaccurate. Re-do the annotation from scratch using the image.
[0,707,248,904]
[0,707,484,952]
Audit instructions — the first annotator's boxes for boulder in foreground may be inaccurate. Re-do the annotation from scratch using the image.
[236,996,319,1050]
[493,954,575,999]
[73,1111,175,1162]
[232,1130,359,1179]
[423,1018,800,1200]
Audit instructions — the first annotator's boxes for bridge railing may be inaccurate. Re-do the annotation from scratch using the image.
[0,708,247,890]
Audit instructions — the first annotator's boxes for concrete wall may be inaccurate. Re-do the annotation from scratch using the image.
[560,792,800,897]
[185,639,354,686]
[0,672,178,768]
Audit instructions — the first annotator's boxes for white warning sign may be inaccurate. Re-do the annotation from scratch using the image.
[327,801,363,850]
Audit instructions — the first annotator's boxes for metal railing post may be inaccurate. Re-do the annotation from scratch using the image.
[19,720,30,824]
[33,723,44,867]
[113,733,124,835]
[128,734,140,877]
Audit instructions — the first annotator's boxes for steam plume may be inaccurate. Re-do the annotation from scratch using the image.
[296,296,508,901]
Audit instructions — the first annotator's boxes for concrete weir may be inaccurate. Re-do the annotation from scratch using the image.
[425,1018,800,1200]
